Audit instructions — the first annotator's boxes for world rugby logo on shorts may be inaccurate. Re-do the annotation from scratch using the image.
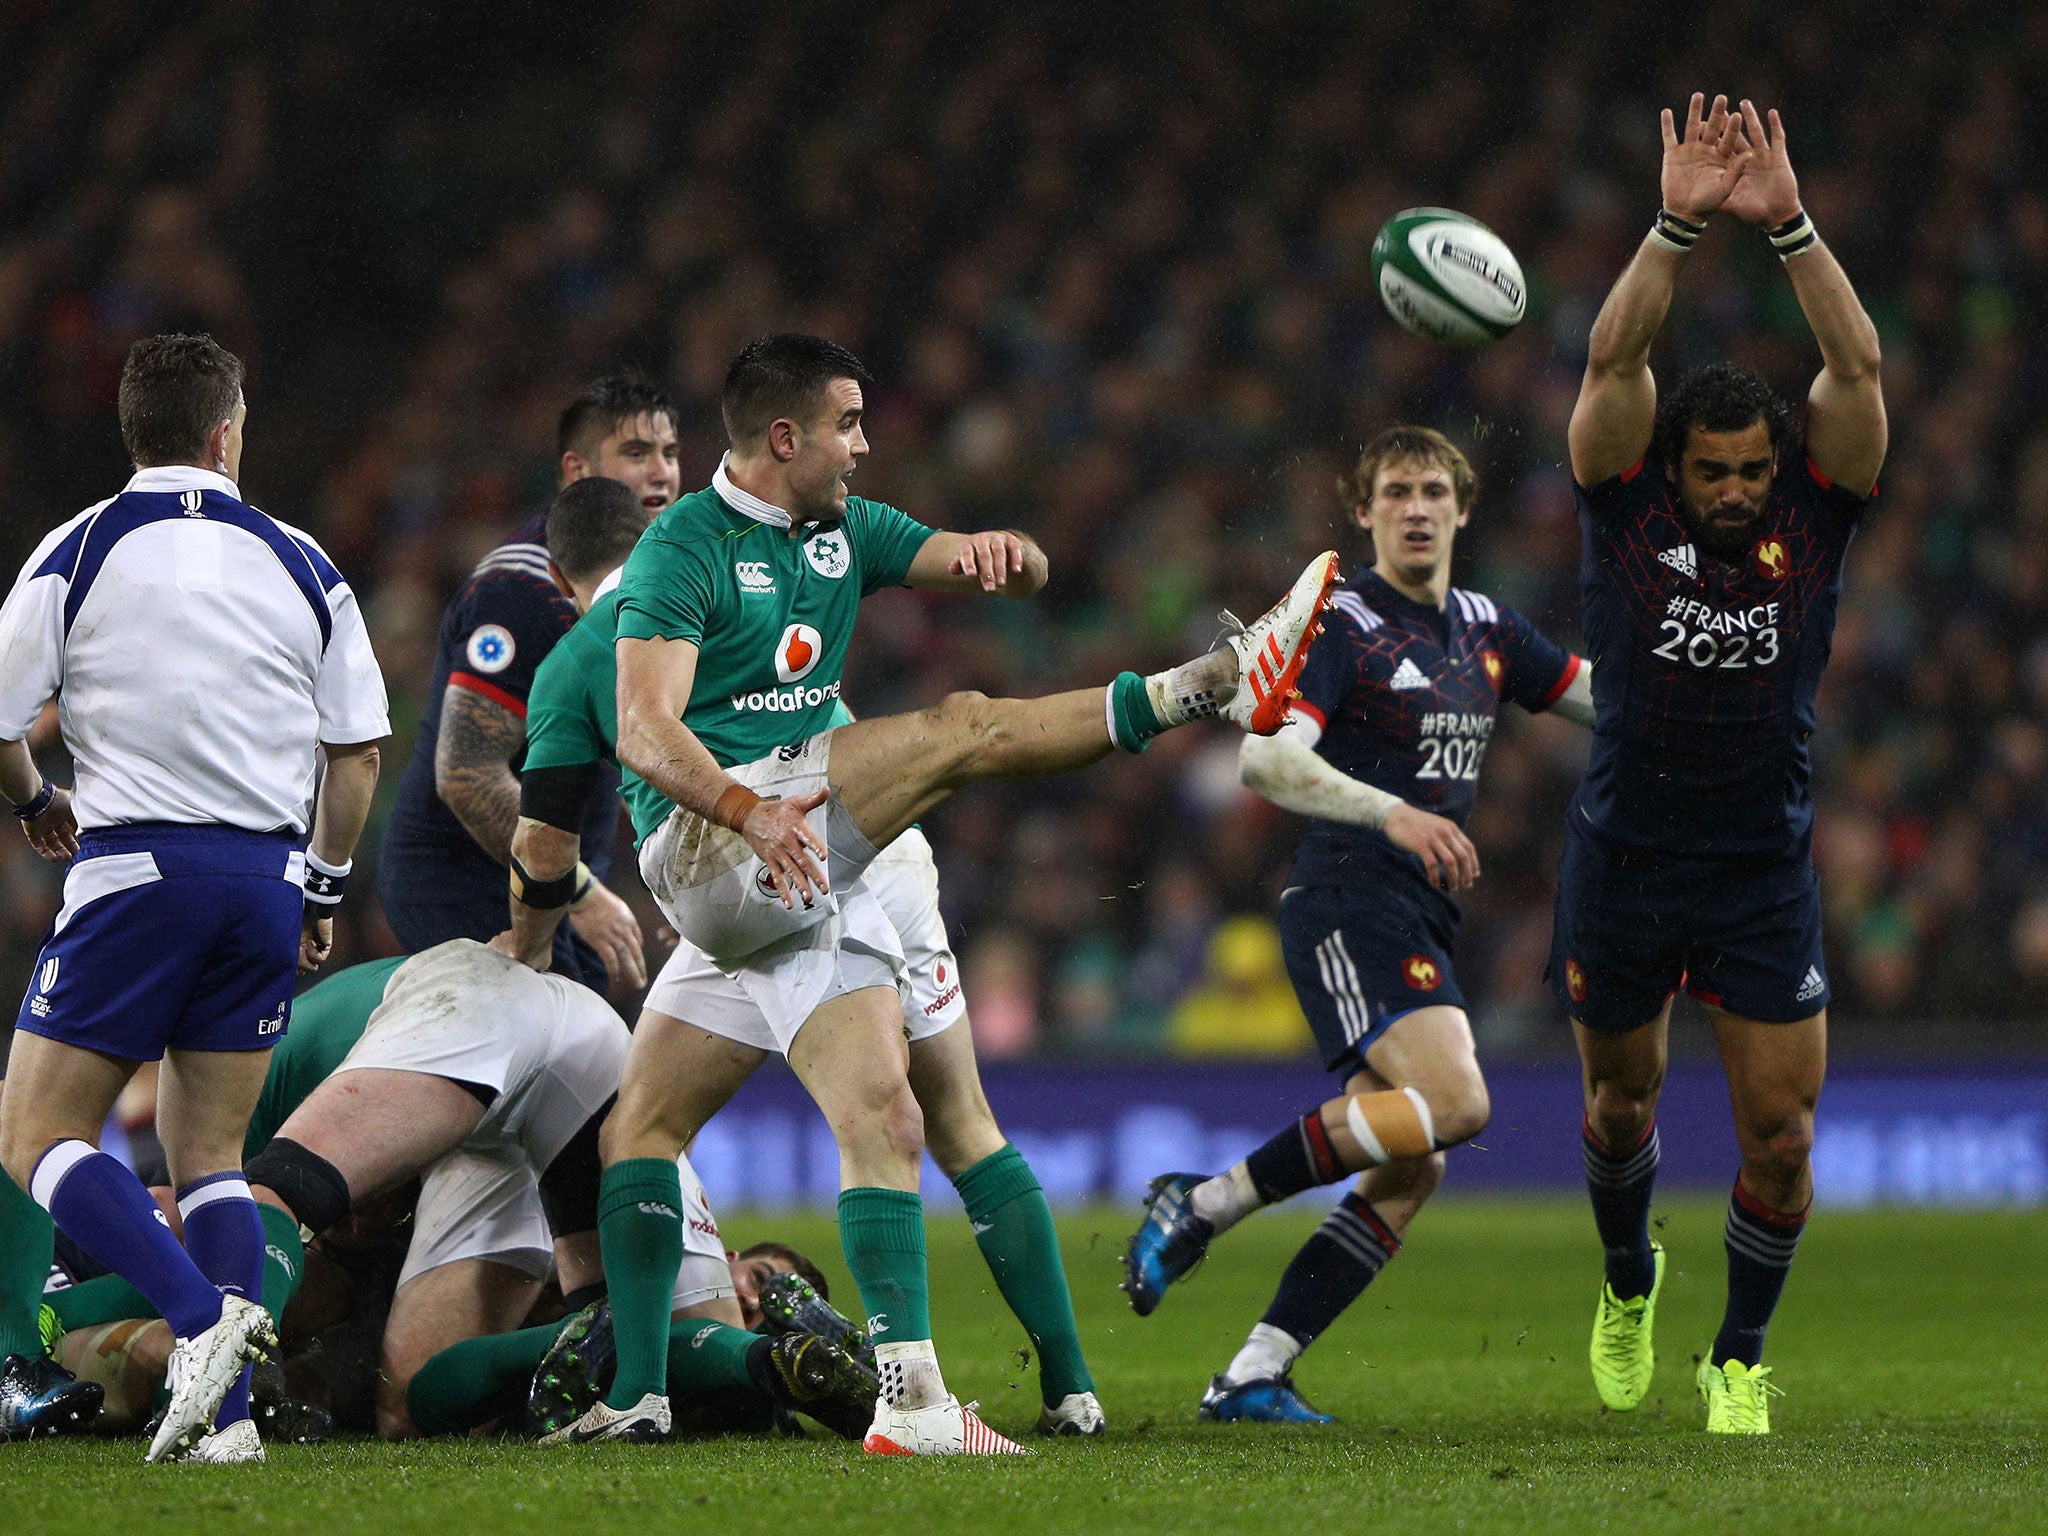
[775,623,823,683]
[803,529,850,579]
[37,956,58,993]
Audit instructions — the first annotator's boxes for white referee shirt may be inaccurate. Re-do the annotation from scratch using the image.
[0,465,390,834]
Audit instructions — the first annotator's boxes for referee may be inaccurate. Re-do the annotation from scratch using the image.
[0,335,388,1463]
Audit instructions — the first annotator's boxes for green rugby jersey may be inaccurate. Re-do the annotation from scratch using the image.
[527,581,857,845]
[245,956,408,1159]
[614,479,930,830]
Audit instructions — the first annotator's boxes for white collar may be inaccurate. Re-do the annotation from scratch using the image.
[126,465,242,499]
[594,566,624,601]
[712,455,792,531]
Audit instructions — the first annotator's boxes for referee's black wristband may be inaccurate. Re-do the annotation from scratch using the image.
[303,852,352,907]
[10,781,55,820]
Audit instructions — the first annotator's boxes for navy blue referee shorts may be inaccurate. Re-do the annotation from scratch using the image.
[1547,814,1829,1035]
[1277,882,1465,1080]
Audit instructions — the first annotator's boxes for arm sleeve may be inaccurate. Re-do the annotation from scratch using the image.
[522,644,608,774]
[1496,604,1582,713]
[313,582,392,743]
[1288,619,1357,734]
[0,571,66,743]
[445,574,574,717]
[850,498,937,594]
[1804,456,1875,539]
[616,533,716,644]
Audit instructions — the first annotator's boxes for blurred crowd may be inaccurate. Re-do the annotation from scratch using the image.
[1,0,2045,1057]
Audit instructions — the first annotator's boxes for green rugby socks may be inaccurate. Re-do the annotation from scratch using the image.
[955,1144,1094,1407]
[258,1201,305,1320]
[597,1159,685,1409]
[0,1168,54,1358]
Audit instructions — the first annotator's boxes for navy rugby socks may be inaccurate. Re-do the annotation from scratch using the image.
[1713,1178,1808,1367]
[1256,1192,1402,1360]
[32,1142,222,1339]
[178,1173,266,1426]
[1583,1116,1660,1299]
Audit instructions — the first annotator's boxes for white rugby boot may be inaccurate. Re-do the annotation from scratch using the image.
[146,1296,277,1464]
[1036,1390,1106,1437]
[863,1394,1029,1455]
[184,1417,265,1463]
[539,1392,671,1445]
[1219,551,1342,735]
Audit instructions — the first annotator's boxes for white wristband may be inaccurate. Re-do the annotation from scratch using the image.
[303,851,352,908]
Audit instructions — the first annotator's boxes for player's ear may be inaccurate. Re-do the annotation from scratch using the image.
[560,451,588,484]
[767,417,800,464]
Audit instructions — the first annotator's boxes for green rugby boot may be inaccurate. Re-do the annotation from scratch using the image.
[1589,1241,1664,1411]
[1698,1356,1779,1435]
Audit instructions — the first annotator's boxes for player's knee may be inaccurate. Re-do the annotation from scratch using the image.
[1739,1111,1814,1178]
[1586,1078,1659,1144]
[930,690,1002,780]
[1423,1075,1490,1149]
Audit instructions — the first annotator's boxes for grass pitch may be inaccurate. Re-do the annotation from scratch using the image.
[4,1196,2044,1535]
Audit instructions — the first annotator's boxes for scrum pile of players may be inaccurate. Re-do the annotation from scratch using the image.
[0,94,1881,1455]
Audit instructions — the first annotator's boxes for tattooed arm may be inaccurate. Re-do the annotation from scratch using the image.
[434,683,525,865]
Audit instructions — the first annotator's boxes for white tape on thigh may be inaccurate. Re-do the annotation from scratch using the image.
[1403,1086,1437,1151]
[1344,1097,1388,1165]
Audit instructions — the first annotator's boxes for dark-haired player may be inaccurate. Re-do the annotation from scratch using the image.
[378,374,680,991]
[1123,427,1589,1422]
[1560,96,1885,1434]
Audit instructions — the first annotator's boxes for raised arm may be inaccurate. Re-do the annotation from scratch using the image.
[902,529,1048,597]
[1569,94,1753,487]
[615,633,829,906]
[1723,101,1886,494]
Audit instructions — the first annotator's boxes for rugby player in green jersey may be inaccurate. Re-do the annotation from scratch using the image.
[510,334,1339,1453]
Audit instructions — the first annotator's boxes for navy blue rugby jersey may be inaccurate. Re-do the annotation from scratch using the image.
[1287,568,1580,893]
[382,514,621,901]
[1571,457,1869,855]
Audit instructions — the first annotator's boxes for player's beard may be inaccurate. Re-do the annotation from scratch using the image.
[1682,497,1764,563]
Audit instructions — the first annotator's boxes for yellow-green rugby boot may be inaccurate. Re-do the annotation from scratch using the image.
[1589,1241,1664,1410]
[1697,1356,1779,1434]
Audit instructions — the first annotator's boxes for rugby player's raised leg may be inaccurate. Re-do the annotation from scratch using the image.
[1126,1005,1486,1316]
[378,1257,549,1439]
[1576,1007,1671,1413]
[1697,1006,1822,1433]
[908,1020,1099,1434]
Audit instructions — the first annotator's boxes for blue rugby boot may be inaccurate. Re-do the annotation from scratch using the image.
[1197,1373,1335,1425]
[1121,1173,1215,1316]
[0,1349,105,1440]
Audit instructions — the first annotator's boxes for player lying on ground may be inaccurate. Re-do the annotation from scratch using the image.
[379,373,678,991]
[505,333,1337,1453]
[505,549,1104,1437]
[1556,96,1884,1435]
[1123,427,1592,1422]
[41,946,875,1444]
[0,334,388,1463]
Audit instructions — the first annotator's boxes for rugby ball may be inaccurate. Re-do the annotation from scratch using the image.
[1371,208,1527,347]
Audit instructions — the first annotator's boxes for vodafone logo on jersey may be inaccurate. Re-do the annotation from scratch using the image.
[775,623,824,683]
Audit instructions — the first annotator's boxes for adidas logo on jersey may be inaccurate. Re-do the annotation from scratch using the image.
[1658,543,1699,579]
[1795,966,1825,1004]
[1388,657,1430,691]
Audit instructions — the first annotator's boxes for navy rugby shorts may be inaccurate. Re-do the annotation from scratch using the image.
[1277,882,1465,1079]
[1547,813,1829,1034]
[15,823,304,1060]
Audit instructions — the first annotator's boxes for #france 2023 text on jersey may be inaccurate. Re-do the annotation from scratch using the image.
[1287,568,1580,899]
[1571,456,1869,855]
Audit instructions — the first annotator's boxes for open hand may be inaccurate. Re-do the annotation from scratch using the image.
[740,788,831,909]
[950,531,1029,592]
[19,787,77,863]
[570,880,648,990]
[1660,93,1753,223]
[1722,101,1802,228]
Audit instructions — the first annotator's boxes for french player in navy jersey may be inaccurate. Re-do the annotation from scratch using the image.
[1560,97,1886,1435]
[378,374,679,994]
[1123,427,1591,1423]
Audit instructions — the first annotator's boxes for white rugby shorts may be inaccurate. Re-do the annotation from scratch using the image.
[645,827,962,1053]
[636,731,883,967]
[400,1144,728,1311]
[330,939,625,1171]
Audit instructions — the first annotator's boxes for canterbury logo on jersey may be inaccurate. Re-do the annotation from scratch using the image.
[736,561,775,593]
[1658,543,1699,579]
[1388,657,1430,690]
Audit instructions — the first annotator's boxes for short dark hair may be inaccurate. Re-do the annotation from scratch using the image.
[1652,362,1797,474]
[739,1239,829,1302]
[546,476,650,583]
[721,333,872,446]
[1346,425,1478,511]
[118,334,244,467]
[556,371,677,460]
